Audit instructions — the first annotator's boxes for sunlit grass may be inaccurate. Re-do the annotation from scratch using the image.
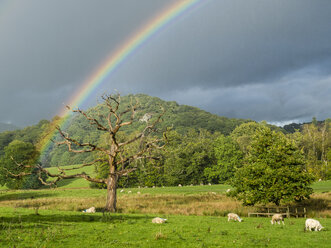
[0,207,329,248]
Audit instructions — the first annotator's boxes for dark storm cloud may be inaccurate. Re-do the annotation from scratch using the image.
[0,0,331,126]
[111,0,331,89]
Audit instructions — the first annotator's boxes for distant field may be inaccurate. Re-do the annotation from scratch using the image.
[1,163,330,192]
[45,164,96,188]
[311,180,331,193]
[0,207,329,248]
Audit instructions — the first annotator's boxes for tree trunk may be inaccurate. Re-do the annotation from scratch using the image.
[105,173,118,212]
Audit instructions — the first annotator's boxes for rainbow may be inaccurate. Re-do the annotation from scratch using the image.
[38,0,205,159]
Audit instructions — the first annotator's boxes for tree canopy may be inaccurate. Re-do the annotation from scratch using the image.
[0,140,42,189]
[231,128,314,206]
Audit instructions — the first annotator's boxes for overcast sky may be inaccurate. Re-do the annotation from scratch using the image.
[1,0,331,127]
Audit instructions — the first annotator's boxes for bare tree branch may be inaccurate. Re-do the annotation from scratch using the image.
[68,106,109,132]
[56,127,108,154]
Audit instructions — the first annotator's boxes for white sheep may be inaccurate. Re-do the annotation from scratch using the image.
[82,207,96,213]
[305,218,323,231]
[271,214,284,225]
[226,189,231,193]
[178,184,182,187]
[227,213,242,222]
[152,217,167,224]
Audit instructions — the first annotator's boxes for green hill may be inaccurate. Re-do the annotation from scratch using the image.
[48,94,251,166]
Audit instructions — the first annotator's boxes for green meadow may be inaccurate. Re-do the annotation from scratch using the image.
[0,170,330,247]
[0,207,330,248]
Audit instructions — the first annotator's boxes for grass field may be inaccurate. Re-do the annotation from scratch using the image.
[0,168,330,247]
[0,207,330,248]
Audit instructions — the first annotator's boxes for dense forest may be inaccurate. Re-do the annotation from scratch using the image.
[0,94,330,191]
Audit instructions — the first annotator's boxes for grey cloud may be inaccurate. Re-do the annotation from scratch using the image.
[0,0,331,126]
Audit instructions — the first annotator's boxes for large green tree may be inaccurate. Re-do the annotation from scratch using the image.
[231,128,314,206]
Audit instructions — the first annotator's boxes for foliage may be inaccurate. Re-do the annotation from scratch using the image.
[204,135,244,184]
[0,140,44,189]
[289,119,331,179]
[230,121,269,155]
[0,120,50,157]
[231,128,314,206]
[162,129,217,186]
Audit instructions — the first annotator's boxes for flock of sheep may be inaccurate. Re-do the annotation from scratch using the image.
[226,213,324,232]
[82,207,324,232]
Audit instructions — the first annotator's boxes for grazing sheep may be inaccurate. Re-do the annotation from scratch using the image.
[271,214,284,225]
[137,191,141,194]
[128,191,132,194]
[305,219,323,231]
[152,217,167,224]
[227,213,242,222]
[120,189,124,193]
[226,189,231,193]
[178,184,182,187]
[82,207,96,213]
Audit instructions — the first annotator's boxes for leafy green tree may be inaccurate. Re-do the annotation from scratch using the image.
[204,135,243,184]
[231,128,314,206]
[0,140,42,189]
[163,129,216,185]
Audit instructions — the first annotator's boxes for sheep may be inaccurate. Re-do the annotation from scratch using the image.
[178,184,182,187]
[120,189,124,193]
[82,207,96,213]
[226,189,231,193]
[227,213,242,222]
[152,217,167,224]
[305,218,323,231]
[271,214,284,225]
[137,191,141,194]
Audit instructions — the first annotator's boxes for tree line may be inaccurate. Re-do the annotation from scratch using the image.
[0,94,330,208]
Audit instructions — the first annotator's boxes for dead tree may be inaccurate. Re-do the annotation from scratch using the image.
[9,94,166,212]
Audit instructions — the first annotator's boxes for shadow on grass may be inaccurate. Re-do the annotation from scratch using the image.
[0,212,149,227]
[54,178,79,187]
[298,197,331,212]
[287,196,331,217]
[0,192,52,201]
